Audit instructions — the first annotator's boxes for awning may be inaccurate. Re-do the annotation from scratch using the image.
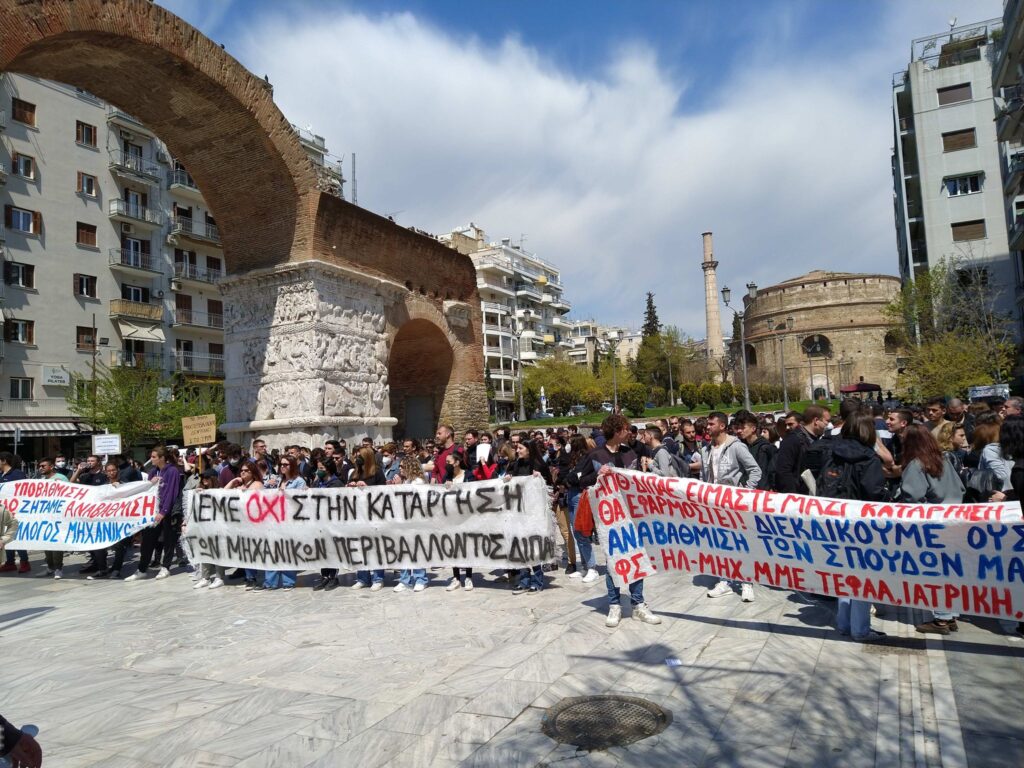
[0,421,83,436]
[839,382,882,394]
[116,320,165,343]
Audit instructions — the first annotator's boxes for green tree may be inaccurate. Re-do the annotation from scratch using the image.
[899,331,1006,399]
[547,386,577,417]
[642,292,661,338]
[484,364,496,417]
[719,381,735,406]
[620,383,647,417]
[582,387,604,413]
[678,382,699,411]
[650,386,667,407]
[698,381,720,410]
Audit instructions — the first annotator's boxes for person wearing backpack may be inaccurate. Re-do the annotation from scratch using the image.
[734,411,776,490]
[641,425,687,478]
[826,411,890,642]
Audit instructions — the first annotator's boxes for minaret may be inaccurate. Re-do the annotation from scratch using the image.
[701,231,725,362]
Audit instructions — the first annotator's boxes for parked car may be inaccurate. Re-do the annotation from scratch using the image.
[568,404,588,416]
[601,402,614,412]
[532,410,555,420]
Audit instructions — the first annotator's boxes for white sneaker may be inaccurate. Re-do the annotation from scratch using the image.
[351,581,366,589]
[606,604,622,628]
[582,570,599,584]
[155,567,171,580]
[463,578,474,591]
[633,603,662,625]
[394,582,408,593]
[446,578,461,592]
[53,569,63,580]
[370,581,383,592]
[740,583,754,602]
[208,577,224,590]
[124,571,148,582]
[413,582,426,593]
[707,580,733,598]
[193,578,210,589]
[568,570,583,579]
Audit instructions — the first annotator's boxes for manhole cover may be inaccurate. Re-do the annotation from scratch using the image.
[541,694,672,750]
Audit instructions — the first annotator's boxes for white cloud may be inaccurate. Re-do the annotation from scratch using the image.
[213,2,1002,339]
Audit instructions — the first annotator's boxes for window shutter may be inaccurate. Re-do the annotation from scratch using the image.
[942,129,976,152]
[952,219,987,241]
[32,211,41,234]
[121,284,130,300]
[28,322,34,345]
[26,265,34,288]
[10,156,16,174]
[141,192,148,207]
[142,287,151,303]
[3,321,11,343]
[76,172,82,193]
[4,205,11,228]
[141,240,150,256]
[3,263,11,285]
[937,83,972,106]
[73,273,79,295]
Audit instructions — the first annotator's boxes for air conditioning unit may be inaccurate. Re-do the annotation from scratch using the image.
[170,279,183,292]
[156,150,170,164]
[156,290,165,299]
[121,223,134,234]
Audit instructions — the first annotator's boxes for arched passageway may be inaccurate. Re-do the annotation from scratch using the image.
[388,319,454,439]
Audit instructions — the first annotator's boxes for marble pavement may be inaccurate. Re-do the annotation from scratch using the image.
[2,551,1021,768]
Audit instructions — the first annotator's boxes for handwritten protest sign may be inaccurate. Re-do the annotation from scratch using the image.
[1,480,159,550]
[589,468,1024,620]
[183,476,556,571]
[182,414,217,446]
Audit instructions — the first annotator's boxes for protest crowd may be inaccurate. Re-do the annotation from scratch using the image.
[2,394,1023,640]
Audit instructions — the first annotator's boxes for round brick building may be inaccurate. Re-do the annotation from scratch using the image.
[741,271,903,399]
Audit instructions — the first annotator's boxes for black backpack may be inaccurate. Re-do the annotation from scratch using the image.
[815,452,859,500]
[655,446,688,478]
[750,441,777,491]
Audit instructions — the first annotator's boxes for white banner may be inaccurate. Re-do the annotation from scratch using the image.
[587,468,1024,620]
[2,480,159,550]
[183,476,557,571]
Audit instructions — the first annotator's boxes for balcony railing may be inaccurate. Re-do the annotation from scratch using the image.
[109,299,163,322]
[107,106,146,128]
[515,284,544,302]
[169,169,200,193]
[109,199,163,225]
[1010,214,1024,250]
[108,149,160,179]
[174,262,224,284]
[0,398,76,418]
[477,277,513,294]
[481,301,509,314]
[108,248,160,273]
[110,350,163,369]
[174,352,225,377]
[170,216,220,244]
[173,309,224,329]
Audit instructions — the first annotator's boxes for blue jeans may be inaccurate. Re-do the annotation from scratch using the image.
[567,489,596,570]
[399,568,428,587]
[518,565,544,590]
[4,549,28,565]
[245,568,262,584]
[264,570,296,589]
[836,598,871,637]
[356,569,385,586]
[606,573,644,607]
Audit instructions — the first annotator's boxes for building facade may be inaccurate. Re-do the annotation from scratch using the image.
[743,271,903,399]
[440,225,572,421]
[892,18,1023,338]
[0,72,343,458]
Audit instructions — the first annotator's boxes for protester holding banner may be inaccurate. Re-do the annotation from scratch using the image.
[508,440,553,595]
[564,435,600,583]
[395,457,429,593]
[313,458,344,592]
[350,447,387,590]
[126,447,183,583]
[0,452,29,574]
[262,456,305,591]
[36,458,71,579]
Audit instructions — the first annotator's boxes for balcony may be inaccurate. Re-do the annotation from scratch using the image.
[1011,214,1024,251]
[551,297,572,312]
[997,85,1024,143]
[0,110,6,130]
[0,223,6,243]
[477,277,513,296]
[108,199,163,228]
[173,309,224,331]
[898,116,914,133]
[482,321,511,335]
[169,216,221,246]
[1006,155,1024,195]
[515,284,544,302]
[520,349,539,362]
[107,106,153,135]
[108,149,161,183]
[110,350,163,369]
[110,299,163,323]
[174,352,224,378]
[173,262,224,285]
[109,248,161,275]
[481,301,509,314]
[168,169,204,201]
[0,398,75,418]
[474,255,513,275]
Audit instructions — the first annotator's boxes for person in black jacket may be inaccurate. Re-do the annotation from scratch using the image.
[773,405,827,492]
[0,452,29,573]
[735,411,776,490]
[508,440,551,595]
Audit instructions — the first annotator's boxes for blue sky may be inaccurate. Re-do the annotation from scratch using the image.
[161,0,1003,338]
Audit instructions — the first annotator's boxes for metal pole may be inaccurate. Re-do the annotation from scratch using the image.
[779,332,789,411]
[92,312,98,428]
[667,353,674,406]
[808,353,814,401]
[612,348,619,412]
[516,331,526,422]
[738,310,751,410]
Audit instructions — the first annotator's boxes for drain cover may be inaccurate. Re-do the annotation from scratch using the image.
[541,694,672,750]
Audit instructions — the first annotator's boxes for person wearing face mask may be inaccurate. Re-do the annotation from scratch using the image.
[381,443,400,483]
[217,443,244,488]
[313,458,344,591]
[53,454,71,478]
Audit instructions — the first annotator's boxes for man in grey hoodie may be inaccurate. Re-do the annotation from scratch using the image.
[700,411,761,602]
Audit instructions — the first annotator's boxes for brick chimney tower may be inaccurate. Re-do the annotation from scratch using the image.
[701,232,724,363]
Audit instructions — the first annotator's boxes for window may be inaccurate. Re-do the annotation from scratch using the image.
[77,172,97,197]
[76,222,97,247]
[75,121,97,147]
[9,378,32,400]
[121,284,149,303]
[4,319,34,344]
[4,205,40,234]
[207,255,223,276]
[951,219,987,241]
[76,325,95,350]
[938,83,972,106]
[12,153,34,179]
[74,273,96,298]
[11,98,35,126]
[942,128,976,152]
[4,262,34,289]
[945,173,983,196]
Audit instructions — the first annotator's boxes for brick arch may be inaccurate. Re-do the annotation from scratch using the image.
[0,0,319,272]
[387,318,455,440]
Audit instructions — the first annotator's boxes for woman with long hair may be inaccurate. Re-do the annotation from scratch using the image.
[507,440,552,595]
[312,458,344,592]
[899,423,965,635]
[971,418,1013,496]
[263,456,305,591]
[563,435,599,582]
[350,446,387,590]
[394,456,430,593]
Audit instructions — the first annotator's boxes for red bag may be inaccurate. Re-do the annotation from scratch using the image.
[574,491,595,537]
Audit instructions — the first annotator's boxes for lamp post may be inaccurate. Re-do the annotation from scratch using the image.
[510,308,532,422]
[721,282,757,411]
[766,315,794,411]
[603,330,621,412]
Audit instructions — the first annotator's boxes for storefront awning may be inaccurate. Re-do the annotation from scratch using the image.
[0,421,82,436]
[116,320,166,343]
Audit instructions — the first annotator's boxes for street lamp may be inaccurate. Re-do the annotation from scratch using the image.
[602,330,621,412]
[510,308,532,422]
[721,282,757,411]
[766,315,794,411]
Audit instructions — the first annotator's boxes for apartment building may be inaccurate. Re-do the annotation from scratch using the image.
[891,17,1023,338]
[440,224,572,421]
[565,320,638,369]
[0,72,343,458]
